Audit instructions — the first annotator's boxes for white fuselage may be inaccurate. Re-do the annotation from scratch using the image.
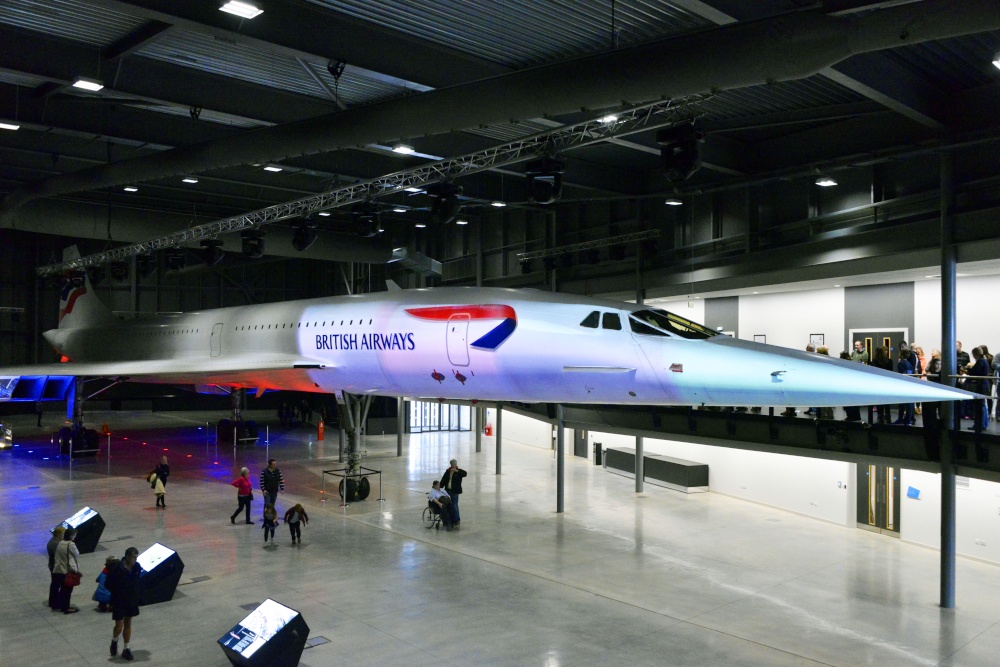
[42,287,974,407]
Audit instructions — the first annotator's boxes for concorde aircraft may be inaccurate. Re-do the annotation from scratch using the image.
[0,263,976,409]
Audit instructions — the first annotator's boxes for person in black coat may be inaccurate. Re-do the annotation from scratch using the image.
[441,459,467,527]
[108,547,141,661]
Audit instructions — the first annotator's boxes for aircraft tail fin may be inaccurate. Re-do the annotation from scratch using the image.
[57,247,115,329]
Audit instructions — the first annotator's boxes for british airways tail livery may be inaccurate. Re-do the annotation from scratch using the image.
[0,263,977,408]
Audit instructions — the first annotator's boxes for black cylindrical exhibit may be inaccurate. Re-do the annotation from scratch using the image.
[219,599,309,667]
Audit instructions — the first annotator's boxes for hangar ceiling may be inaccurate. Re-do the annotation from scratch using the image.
[1,0,1000,296]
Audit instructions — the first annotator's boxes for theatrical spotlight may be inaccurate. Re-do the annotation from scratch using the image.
[582,248,600,265]
[656,122,704,183]
[109,262,130,282]
[351,201,383,237]
[425,181,462,224]
[200,238,225,267]
[292,219,318,251]
[241,229,265,259]
[525,156,564,205]
[165,248,186,271]
[87,265,106,286]
[519,259,532,274]
[137,254,156,279]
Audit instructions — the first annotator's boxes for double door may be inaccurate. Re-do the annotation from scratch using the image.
[849,328,908,368]
[857,464,900,536]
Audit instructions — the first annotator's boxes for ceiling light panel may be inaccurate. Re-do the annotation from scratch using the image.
[220,1,263,19]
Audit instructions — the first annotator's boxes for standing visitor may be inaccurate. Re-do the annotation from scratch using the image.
[230,467,254,524]
[440,459,467,527]
[108,547,141,661]
[260,459,285,509]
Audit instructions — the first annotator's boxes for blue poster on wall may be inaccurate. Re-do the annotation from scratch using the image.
[906,486,920,500]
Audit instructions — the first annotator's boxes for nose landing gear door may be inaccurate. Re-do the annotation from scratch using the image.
[447,314,470,367]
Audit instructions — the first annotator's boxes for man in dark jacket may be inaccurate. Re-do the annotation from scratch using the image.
[260,459,285,508]
[108,546,141,661]
[441,459,467,527]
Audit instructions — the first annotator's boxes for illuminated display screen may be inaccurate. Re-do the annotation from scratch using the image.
[137,543,175,572]
[219,599,298,658]
[62,507,97,529]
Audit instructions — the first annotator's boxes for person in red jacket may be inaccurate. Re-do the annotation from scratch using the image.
[230,467,254,524]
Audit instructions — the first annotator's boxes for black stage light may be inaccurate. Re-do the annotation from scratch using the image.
[425,182,462,224]
[609,245,626,261]
[582,248,600,265]
[559,253,574,269]
[543,257,557,271]
[351,202,383,237]
[88,265,106,286]
[641,238,659,259]
[137,254,156,279]
[200,239,225,267]
[519,259,532,274]
[241,229,265,259]
[292,219,318,251]
[165,249,186,271]
[110,262,130,282]
[657,123,704,183]
[525,156,564,205]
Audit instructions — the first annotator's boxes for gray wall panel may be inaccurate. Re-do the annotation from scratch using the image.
[844,283,915,351]
[705,296,739,337]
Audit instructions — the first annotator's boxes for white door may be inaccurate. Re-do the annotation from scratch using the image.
[446,314,470,367]
[211,323,224,357]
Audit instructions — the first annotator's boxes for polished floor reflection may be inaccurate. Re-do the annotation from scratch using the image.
[1,409,998,666]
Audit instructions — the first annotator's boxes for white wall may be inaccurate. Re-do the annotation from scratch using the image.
[738,288,845,353]
[901,470,1000,564]
[591,431,854,525]
[486,408,552,449]
[914,275,1000,356]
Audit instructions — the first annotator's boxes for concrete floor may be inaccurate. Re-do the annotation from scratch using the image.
[2,409,999,667]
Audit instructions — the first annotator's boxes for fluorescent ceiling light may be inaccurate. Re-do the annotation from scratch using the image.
[392,144,415,155]
[598,114,618,124]
[392,207,407,213]
[263,165,282,172]
[404,187,422,193]
[455,219,468,225]
[664,198,682,206]
[993,52,1000,70]
[815,176,837,187]
[123,186,138,192]
[415,223,426,228]
[491,201,506,207]
[182,177,198,184]
[0,122,19,131]
[220,1,263,19]
[72,78,104,92]
[317,212,331,217]
[752,291,759,294]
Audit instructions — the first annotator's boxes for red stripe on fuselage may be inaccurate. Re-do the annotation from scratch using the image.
[405,305,516,322]
[59,287,87,321]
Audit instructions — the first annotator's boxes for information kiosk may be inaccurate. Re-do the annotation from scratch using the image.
[59,507,105,553]
[136,543,185,605]
[218,599,309,667]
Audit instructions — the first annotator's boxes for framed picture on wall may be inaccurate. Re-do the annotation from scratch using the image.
[810,333,825,346]
[754,334,766,344]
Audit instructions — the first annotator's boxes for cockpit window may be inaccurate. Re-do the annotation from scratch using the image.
[580,311,600,328]
[629,319,667,337]
[602,313,622,330]
[629,308,718,340]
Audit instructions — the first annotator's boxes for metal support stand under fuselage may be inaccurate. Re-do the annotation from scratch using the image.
[496,403,503,475]
[940,149,957,609]
[556,404,564,513]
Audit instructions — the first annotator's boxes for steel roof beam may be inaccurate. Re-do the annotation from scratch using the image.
[0,25,333,125]
[823,54,947,128]
[7,0,1000,212]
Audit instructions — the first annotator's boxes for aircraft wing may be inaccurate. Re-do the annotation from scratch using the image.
[0,354,332,392]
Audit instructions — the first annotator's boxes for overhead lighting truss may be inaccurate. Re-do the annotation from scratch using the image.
[37,95,709,277]
[516,229,661,261]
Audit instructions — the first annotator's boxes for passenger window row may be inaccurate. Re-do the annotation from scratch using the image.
[233,318,374,332]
